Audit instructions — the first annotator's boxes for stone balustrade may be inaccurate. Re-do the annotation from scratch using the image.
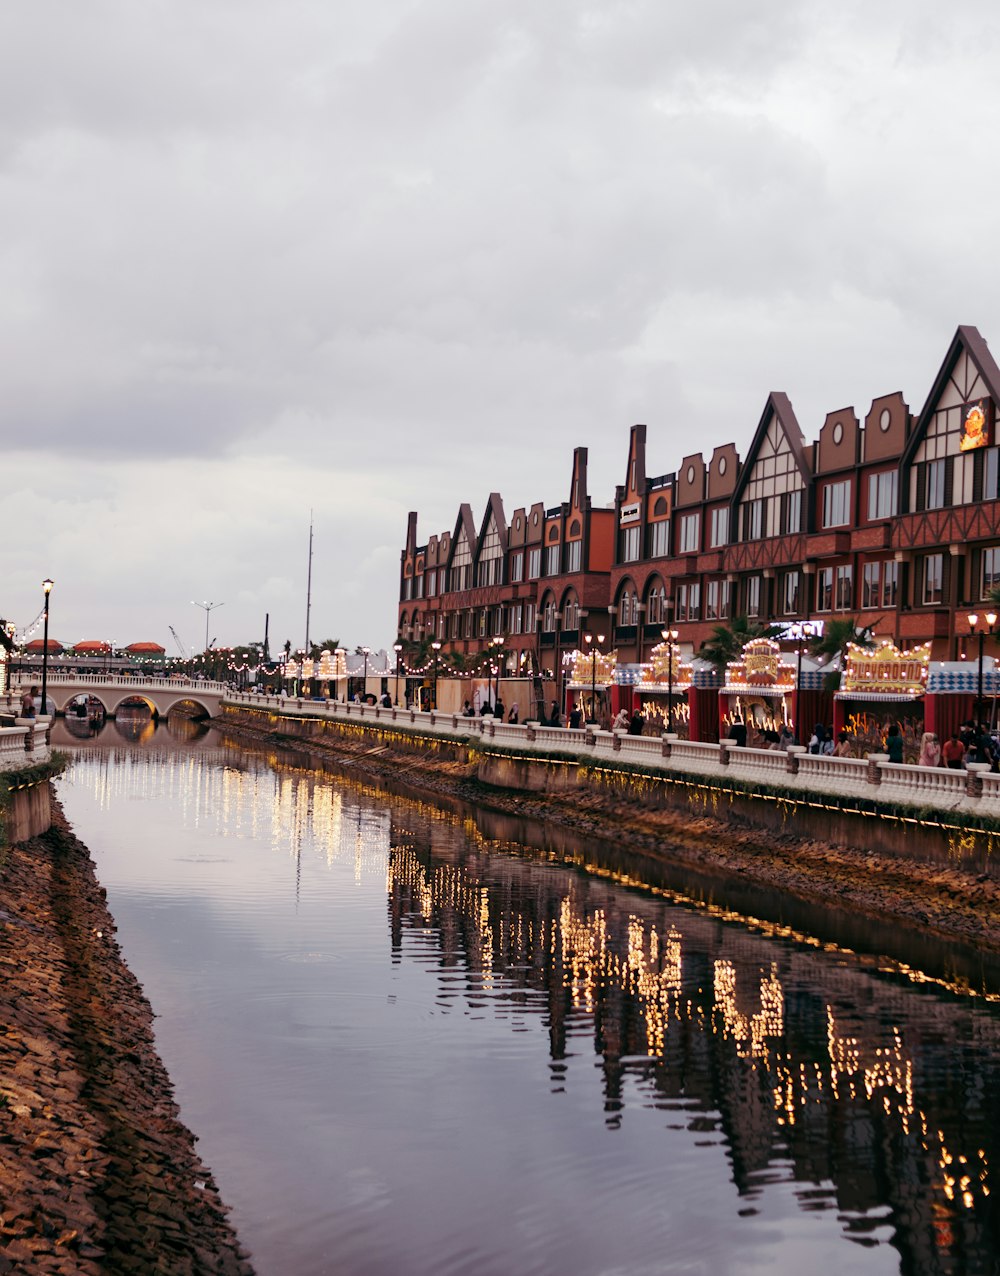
[222,692,1000,820]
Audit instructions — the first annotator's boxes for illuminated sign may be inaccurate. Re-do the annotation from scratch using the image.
[841,641,929,697]
[639,640,691,688]
[567,647,618,686]
[726,638,795,690]
[959,398,993,452]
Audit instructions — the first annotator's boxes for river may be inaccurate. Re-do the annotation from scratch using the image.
[52,717,1000,1275]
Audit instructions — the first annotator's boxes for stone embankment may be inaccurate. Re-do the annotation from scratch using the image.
[218,705,1000,959]
[0,804,253,1275]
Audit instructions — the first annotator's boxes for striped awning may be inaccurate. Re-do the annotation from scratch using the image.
[835,691,924,703]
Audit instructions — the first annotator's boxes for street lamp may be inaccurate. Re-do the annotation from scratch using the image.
[362,646,371,703]
[584,632,606,724]
[492,635,504,708]
[968,612,998,732]
[41,579,53,717]
[794,621,814,742]
[431,640,442,709]
[661,626,679,734]
[394,642,403,705]
[191,600,224,655]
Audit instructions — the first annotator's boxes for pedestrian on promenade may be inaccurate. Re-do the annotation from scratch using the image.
[612,708,630,732]
[20,686,37,718]
[727,716,747,747]
[885,723,904,763]
[548,700,562,727]
[778,723,795,749]
[569,703,583,729]
[942,732,966,769]
[494,697,505,721]
[833,731,852,757]
[507,703,519,724]
[918,732,942,767]
[628,709,644,736]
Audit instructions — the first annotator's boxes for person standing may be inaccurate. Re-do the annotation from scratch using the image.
[885,723,904,763]
[20,685,37,718]
[942,732,966,769]
[918,732,942,767]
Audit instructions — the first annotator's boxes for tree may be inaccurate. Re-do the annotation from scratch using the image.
[698,615,783,675]
[807,617,875,690]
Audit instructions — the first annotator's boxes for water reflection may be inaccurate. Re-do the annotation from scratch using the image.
[57,729,1000,1275]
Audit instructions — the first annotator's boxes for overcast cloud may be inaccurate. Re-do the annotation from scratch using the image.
[2,1,998,655]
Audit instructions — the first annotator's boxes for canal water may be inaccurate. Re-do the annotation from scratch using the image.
[53,719,1000,1276]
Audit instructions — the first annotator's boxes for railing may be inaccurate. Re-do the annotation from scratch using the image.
[10,673,228,693]
[220,692,1000,818]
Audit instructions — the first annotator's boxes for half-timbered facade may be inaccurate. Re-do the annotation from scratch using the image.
[398,324,1000,678]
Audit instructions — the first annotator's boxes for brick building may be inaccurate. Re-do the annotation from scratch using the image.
[398,324,1000,698]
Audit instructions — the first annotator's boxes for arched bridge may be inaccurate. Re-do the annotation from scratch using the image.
[11,674,227,720]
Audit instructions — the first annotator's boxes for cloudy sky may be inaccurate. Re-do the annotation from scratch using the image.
[3,1,998,656]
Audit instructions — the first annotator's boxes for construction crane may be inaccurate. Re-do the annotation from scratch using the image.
[169,626,189,659]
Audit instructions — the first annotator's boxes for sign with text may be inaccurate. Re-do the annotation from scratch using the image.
[841,641,929,696]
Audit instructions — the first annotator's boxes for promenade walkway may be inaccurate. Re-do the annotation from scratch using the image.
[224,692,1000,822]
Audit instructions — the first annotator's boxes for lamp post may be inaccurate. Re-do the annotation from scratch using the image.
[192,600,224,655]
[968,612,998,732]
[492,635,504,708]
[431,640,442,709]
[662,626,679,734]
[394,642,403,705]
[41,579,53,717]
[584,632,606,724]
[794,621,813,742]
[362,646,371,703]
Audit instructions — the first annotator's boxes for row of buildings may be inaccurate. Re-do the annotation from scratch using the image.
[398,325,1000,700]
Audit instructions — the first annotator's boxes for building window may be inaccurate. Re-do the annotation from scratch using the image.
[523,602,535,631]
[709,507,729,548]
[620,525,640,562]
[542,599,557,631]
[781,571,800,616]
[822,480,852,528]
[742,500,763,541]
[981,547,1000,599]
[646,585,666,624]
[745,576,761,618]
[510,604,522,634]
[882,560,898,608]
[545,544,560,575]
[704,579,730,620]
[479,611,488,638]
[816,568,833,612]
[862,562,880,609]
[985,449,1000,501]
[925,459,946,510]
[565,541,582,573]
[510,553,524,583]
[618,590,637,626]
[675,583,701,621]
[648,520,670,558]
[867,470,898,520]
[527,547,541,579]
[678,513,700,554]
[835,564,853,610]
[782,491,802,535]
[563,598,579,630]
[426,570,436,597]
[922,553,943,605]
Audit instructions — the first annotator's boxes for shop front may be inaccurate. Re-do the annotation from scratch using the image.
[564,647,618,727]
[720,638,798,746]
[635,640,691,738]
[833,640,929,761]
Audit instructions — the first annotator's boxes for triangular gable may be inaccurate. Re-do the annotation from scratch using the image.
[732,392,811,505]
[475,492,508,562]
[445,504,477,572]
[622,427,646,504]
[903,325,1000,468]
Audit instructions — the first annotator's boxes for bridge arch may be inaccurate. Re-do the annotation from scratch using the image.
[22,676,224,721]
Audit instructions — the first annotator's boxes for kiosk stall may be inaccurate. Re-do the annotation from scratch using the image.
[720,638,798,745]
[833,640,929,761]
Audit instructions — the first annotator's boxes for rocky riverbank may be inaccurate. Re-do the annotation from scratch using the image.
[0,803,253,1275]
[218,711,1000,962]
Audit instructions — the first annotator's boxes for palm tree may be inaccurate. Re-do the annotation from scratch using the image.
[807,617,875,690]
[698,615,783,676]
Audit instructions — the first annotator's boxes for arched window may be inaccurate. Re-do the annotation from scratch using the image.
[542,594,558,631]
[562,593,579,631]
[645,580,666,625]
[618,586,637,626]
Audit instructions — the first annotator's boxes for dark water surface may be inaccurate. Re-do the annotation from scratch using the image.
[54,721,1000,1275]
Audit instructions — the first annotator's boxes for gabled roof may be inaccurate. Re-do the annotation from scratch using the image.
[444,503,477,568]
[475,492,508,560]
[902,325,1000,467]
[732,392,811,505]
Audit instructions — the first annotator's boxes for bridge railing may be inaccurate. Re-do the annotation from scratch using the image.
[10,673,228,693]
[221,691,1000,818]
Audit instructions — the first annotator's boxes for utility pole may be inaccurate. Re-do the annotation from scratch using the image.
[304,513,314,655]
